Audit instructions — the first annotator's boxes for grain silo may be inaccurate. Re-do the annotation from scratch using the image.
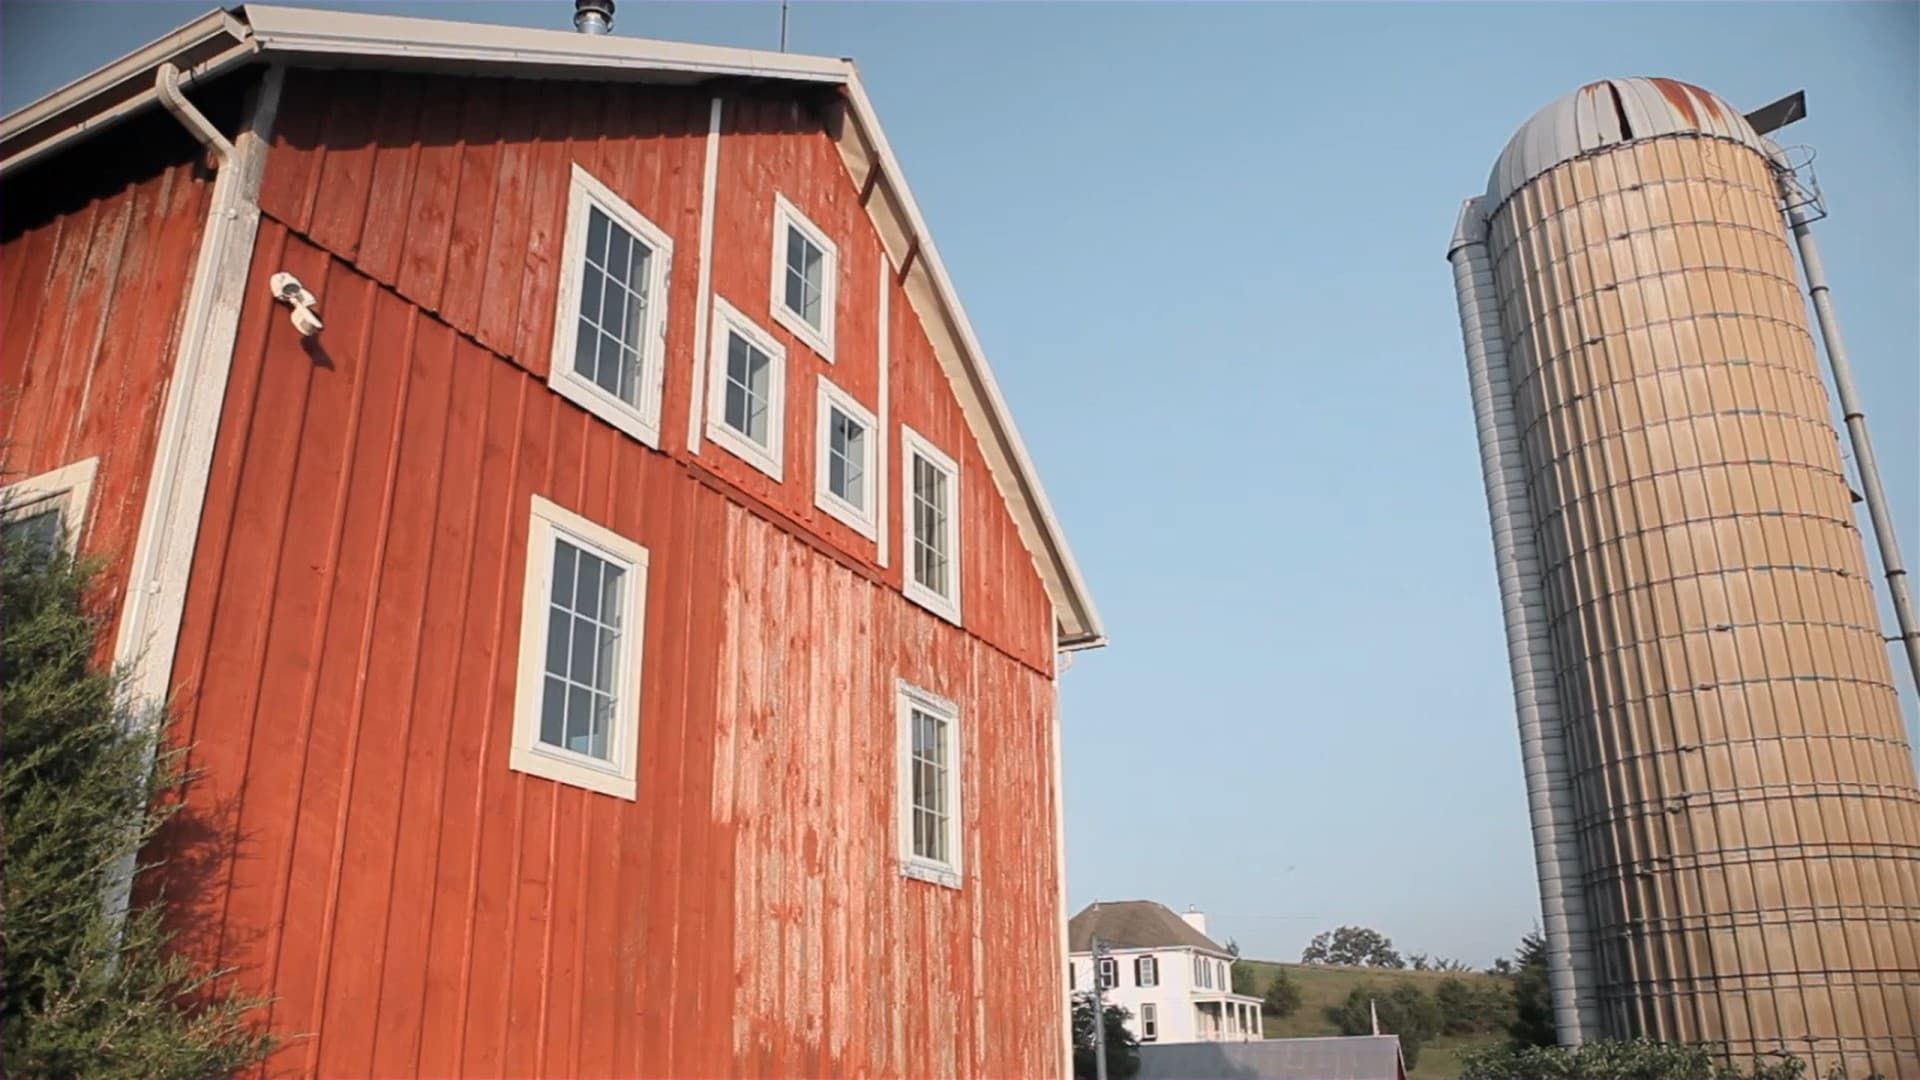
[1447,79,1920,1078]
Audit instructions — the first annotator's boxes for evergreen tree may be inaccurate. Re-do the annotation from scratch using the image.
[1,537,274,1078]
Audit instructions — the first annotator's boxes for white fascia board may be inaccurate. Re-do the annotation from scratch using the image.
[241,4,850,84]
[841,71,1106,651]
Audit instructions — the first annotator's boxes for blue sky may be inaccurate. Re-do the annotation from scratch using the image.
[4,1,1914,968]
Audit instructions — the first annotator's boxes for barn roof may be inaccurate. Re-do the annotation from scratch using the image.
[1068,900,1230,955]
[0,3,1106,651]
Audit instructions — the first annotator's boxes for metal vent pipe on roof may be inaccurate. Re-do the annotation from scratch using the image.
[574,0,614,34]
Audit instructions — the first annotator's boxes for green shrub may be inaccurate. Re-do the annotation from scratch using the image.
[1459,1038,1812,1080]
[1,537,275,1079]
[1326,982,1440,1068]
[1262,967,1303,1018]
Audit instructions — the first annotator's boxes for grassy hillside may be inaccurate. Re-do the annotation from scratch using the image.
[1236,959,1510,1080]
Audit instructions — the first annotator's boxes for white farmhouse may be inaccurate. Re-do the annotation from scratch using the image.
[1068,900,1265,1046]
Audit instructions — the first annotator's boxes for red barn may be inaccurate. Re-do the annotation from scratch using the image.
[0,6,1105,1077]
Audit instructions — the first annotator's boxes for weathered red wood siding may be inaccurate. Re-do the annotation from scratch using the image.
[162,69,1067,1077]
[0,104,219,635]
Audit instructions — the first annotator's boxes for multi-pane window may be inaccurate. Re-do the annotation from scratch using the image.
[900,427,960,623]
[1140,1003,1158,1042]
[1137,955,1159,988]
[539,538,625,761]
[784,225,824,328]
[0,458,96,560]
[1097,957,1117,990]
[724,334,774,444]
[550,165,673,448]
[814,377,877,538]
[573,206,650,405]
[1195,954,1212,989]
[897,680,961,887]
[770,195,836,360]
[910,703,949,862]
[512,496,649,800]
[705,299,787,480]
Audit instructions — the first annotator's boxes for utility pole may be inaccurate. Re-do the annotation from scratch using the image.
[1090,936,1111,1080]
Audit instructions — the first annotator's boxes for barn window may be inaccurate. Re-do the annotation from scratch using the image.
[549,164,674,449]
[511,495,648,800]
[900,426,960,624]
[897,680,962,888]
[705,298,787,480]
[1137,954,1159,987]
[770,194,836,361]
[1097,956,1118,990]
[1140,1003,1159,1042]
[0,457,97,559]
[814,376,877,538]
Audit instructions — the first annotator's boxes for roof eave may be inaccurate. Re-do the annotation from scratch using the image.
[239,2,849,84]
[840,72,1107,652]
[0,8,254,174]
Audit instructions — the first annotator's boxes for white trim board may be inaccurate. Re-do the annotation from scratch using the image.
[546,161,675,449]
[896,678,963,889]
[900,423,961,626]
[510,494,649,801]
[1,457,99,535]
[769,192,837,362]
[703,297,787,482]
[813,374,877,541]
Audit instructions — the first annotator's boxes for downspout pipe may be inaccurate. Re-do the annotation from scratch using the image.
[1777,193,1920,696]
[156,61,235,162]
[1448,197,1601,1042]
[105,60,268,929]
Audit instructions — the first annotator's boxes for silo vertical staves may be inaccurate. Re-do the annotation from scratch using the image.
[1450,77,1920,1079]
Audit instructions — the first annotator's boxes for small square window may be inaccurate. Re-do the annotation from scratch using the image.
[814,377,877,539]
[897,680,962,888]
[511,495,649,800]
[705,298,788,481]
[549,164,674,449]
[1,458,97,560]
[770,194,837,361]
[900,426,960,624]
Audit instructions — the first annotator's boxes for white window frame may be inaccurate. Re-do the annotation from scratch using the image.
[1140,1002,1158,1042]
[769,193,837,361]
[548,164,675,449]
[1097,956,1117,990]
[0,457,98,551]
[510,495,649,800]
[1138,954,1158,988]
[705,296,787,481]
[896,679,963,888]
[813,375,877,540]
[899,425,961,625]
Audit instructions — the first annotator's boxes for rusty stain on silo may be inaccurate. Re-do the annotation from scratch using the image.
[1450,78,1920,1079]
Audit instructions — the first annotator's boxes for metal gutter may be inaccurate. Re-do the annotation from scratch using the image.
[1448,197,1600,1042]
[0,10,254,176]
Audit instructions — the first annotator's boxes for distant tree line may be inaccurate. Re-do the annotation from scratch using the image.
[1297,924,1470,972]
